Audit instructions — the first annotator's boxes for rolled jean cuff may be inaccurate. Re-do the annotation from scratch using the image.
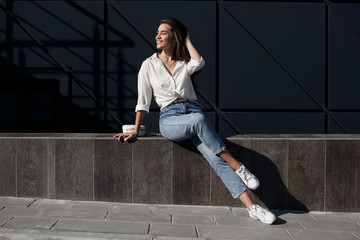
[233,188,247,199]
[214,145,226,155]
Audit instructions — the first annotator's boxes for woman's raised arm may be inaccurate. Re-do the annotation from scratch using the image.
[186,36,201,61]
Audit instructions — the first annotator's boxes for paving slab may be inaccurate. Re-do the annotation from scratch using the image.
[297,217,360,232]
[2,216,58,230]
[52,218,150,235]
[352,232,360,239]
[0,206,43,217]
[0,197,35,207]
[39,208,108,220]
[172,214,216,226]
[153,237,207,240]
[310,211,359,221]
[71,201,153,213]
[0,228,152,240]
[270,210,316,221]
[29,198,75,209]
[347,213,360,221]
[287,229,358,240]
[0,197,359,240]
[0,215,13,226]
[107,210,171,223]
[152,205,234,217]
[151,223,198,238]
[214,215,303,230]
[197,225,293,239]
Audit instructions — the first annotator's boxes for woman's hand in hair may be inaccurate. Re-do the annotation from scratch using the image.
[185,34,201,61]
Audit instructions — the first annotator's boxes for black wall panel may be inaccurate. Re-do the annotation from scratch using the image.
[0,1,359,135]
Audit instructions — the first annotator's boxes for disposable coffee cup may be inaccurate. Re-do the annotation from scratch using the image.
[122,125,146,137]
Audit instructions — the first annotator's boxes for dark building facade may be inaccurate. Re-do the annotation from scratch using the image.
[1,0,359,136]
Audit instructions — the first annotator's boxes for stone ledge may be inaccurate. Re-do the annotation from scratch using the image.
[0,133,359,212]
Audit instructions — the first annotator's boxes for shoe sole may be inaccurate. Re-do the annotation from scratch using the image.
[247,183,260,190]
[249,214,276,225]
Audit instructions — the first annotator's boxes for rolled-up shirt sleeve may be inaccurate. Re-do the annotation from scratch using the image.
[186,57,205,75]
[135,61,152,113]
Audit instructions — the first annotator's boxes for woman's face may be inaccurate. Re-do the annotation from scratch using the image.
[155,23,175,51]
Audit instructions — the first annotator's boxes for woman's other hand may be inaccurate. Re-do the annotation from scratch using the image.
[113,132,138,142]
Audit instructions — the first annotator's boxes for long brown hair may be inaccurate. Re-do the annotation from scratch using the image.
[160,18,191,63]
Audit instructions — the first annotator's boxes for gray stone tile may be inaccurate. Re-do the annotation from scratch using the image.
[271,210,316,221]
[94,139,132,202]
[173,214,216,225]
[55,139,94,200]
[107,211,171,223]
[3,216,58,230]
[310,211,356,221]
[231,207,250,218]
[347,213,360,222]
[249,139,288,210]
[0,206,43,217]
[172,140,210,205]
[17,139,55,198]
[197,225,292,239]
[71,201,153,213]
[0,215,13,226]
[287,229,358,240]
[326,140,360,212]
[39,208,107,220]
[288,140,325,211]
[133,139,172,204]
[152,205,234,217]
[0,229,152,240]
[150,223,197,238]
[53,218,149,235]
[29,198,74,209]
[0,139,16,196]
[0,197,35,207]
[153,237,207,240]
[214,215,302,230]
[297,217,360,232]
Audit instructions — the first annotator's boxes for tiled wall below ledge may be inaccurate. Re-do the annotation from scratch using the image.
[0,133,359,212]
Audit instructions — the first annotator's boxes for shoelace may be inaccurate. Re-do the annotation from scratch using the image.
[242,169,253,182]
[253,204,265,216]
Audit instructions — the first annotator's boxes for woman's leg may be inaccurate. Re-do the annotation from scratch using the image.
[192,135,276,224]
[160,102,225,154]
[160,103,275,224]
[190,134,247,199]
[238,191,254,209]
[160,102,258,189]
[217,148,242,171]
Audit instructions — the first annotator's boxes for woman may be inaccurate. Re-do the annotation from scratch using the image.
[114,18,276,224]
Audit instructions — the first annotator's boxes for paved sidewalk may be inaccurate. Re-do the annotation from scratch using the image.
[0,197,359,240]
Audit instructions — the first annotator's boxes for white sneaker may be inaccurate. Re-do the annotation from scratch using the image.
[235,165,260,190]
[248,204,276,224]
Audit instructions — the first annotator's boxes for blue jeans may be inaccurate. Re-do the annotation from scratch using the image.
[159,101,247,198]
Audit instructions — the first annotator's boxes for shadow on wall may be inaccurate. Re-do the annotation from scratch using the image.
[174,139,309,212]
[225,140,309,212]
[0,54,127,133]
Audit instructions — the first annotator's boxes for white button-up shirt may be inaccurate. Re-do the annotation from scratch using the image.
[135,53,205,113]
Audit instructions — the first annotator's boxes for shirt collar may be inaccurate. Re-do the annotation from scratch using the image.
[150,53,185,68]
